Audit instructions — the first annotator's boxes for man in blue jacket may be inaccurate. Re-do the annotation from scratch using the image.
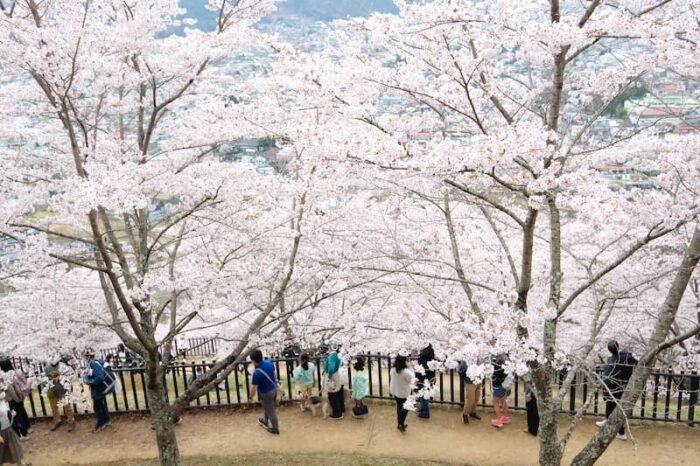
[250,350,280,435]
[83,349,112,433]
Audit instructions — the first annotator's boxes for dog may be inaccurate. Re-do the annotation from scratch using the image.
[308,394,329,418]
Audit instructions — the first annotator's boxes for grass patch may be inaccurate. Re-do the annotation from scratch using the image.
[100,452,458,466]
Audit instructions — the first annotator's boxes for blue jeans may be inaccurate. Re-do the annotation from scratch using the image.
[417,396,430,418]
[93,397,110,427]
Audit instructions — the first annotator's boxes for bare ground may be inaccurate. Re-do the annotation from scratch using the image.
[22,403,699,465]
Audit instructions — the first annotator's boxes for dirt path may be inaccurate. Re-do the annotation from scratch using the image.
[22,404,699,465]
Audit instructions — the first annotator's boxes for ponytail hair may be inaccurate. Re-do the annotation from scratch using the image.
[300,353,310,371]
[353,356,365,372]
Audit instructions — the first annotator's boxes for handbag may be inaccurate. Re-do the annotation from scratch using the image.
[352,404,369,417]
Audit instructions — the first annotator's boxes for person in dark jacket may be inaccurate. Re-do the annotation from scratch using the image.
[596,340,637,440]
[416,344,435,419]
[82,350,112,433]
[523,382,539,436]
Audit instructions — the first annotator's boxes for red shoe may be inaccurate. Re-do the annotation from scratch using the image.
[491,418,503,428]
[500,416,511,424]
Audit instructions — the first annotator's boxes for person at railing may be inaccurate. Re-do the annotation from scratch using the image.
[250,349,280,435]
[0,359,32,441]
[415,344,435,420]
[292,353,316,413]
[523,382,539,436]
[390,355,415,433]
[457,360,482,424]
[116,344,139,368]
[82,349,114,434]
[351,357,369,419]
[323,348,346,420]
[0,392,29,466]
[490,358,512,428]
[175,336,189,360]
[43,355,75,432]
[596,340,638,440]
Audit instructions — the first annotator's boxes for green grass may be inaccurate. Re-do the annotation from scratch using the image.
[99,452,458,466]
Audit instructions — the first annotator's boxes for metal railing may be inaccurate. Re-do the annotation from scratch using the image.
[15,353,699,426]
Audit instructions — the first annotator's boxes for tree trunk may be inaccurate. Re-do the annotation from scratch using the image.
[145,358,181,466]
[536,322,563,466]
[537,382,563,466]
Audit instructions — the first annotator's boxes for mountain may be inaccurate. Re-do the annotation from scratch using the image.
[273,0,398,20]
[179,0,397,26]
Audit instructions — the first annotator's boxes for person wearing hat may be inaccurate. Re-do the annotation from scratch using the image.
[82,349,112,433]
[323,344,346,420]
[43,355,75,432]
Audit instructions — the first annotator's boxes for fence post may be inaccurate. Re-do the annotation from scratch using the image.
[377,354,384,398]
[676,370,684,421]
[664,368,673,420]
[569,372,576,415]
[367,354,373,397]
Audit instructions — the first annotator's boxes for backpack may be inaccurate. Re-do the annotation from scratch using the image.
[98,363,118,395]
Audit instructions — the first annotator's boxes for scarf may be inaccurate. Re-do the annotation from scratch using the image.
[324,352,341,377]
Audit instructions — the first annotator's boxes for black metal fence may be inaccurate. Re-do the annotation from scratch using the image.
[17,353,698,426]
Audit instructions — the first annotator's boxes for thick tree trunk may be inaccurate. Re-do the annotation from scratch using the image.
[145,358,181,466]
[536,382,563,466]
[536,322,563,466]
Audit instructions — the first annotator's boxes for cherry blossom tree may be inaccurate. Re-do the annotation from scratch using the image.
[273,1,700,464]
[0,1,366,465]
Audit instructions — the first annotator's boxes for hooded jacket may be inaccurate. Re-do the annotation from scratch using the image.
[417,345,436,387]
[603,351,638,395]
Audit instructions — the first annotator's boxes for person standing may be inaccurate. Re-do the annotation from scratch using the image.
[82,350,113,433]
[389,355,414,433]
[250,350,280,435]
[117,344,139,368]
[44,355,75,432]
[323,350,345,420]
[490,358,511,428]
[292,353,316,412]
[416,344,435,419]
[0,392,28,465]
[596,340,637,440]
[0,359,32,440]
[524,382,539,436]
[457,360,482,424]
[351,357,369,418]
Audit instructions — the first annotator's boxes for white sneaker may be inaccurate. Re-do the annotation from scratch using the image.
[595,420,607,428]
[616,433,627,441]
